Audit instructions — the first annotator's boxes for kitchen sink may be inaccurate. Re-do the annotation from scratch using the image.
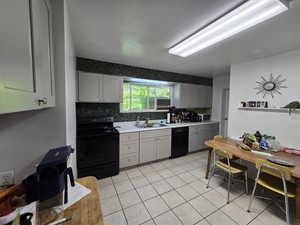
[135,123,168,128]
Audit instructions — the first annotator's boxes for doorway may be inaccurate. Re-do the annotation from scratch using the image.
[221,88,229,136]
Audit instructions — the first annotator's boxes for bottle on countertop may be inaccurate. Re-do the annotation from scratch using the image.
[265,101,268,108]
[167,113,171,124]
[254,131,262,143]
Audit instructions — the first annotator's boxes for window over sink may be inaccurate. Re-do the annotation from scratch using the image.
[121,82,172,112]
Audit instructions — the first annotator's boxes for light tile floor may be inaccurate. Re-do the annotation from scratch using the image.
[98,150,295,225]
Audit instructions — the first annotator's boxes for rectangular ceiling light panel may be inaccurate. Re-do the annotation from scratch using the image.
[169,0,289,57]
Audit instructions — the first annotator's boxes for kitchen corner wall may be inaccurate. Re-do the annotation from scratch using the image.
[228,49,300,148]
[212,74,230,135]
[64,0,77,177]
[0,0,77,183]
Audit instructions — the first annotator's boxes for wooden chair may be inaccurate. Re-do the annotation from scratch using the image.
[248,159,296,225]
[207,136,248,204]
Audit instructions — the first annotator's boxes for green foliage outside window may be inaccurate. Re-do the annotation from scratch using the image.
[122,83,171,111]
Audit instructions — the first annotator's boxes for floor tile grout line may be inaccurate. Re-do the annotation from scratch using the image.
[101,151,283,225]
[126,168,163,224]
[109,173,130,225]
[103,157,216,215]
[104,180,267,225]
[129,162,201,224]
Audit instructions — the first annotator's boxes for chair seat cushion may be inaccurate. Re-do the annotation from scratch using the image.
[216,159,247,174]
[258,173,296,198]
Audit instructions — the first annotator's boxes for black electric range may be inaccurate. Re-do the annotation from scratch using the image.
[77,117,119,179]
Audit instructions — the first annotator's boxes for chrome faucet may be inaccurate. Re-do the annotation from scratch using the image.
[145,118,150,124]
[136,116,140,126]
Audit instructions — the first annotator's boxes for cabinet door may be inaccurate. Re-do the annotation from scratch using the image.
[157,136,171,159]
[140,138,157,163]
[198,128,212,149]
[198,86,212,108]
[78,72,100,102]
[0,0,37,114]
[31,0,55,107]
[102,75,123,103]
[189,132,199,152]
[180,84,192,108]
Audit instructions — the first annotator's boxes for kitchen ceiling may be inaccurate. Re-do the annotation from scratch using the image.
[68,0,300,77]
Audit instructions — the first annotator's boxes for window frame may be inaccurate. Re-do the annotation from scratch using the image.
[121,82,172,113]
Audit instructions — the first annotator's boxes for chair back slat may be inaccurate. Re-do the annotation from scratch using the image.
[213,136,233,159]
[255,159,292,181]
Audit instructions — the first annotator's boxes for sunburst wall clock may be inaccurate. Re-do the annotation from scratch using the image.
[254,74,287,98]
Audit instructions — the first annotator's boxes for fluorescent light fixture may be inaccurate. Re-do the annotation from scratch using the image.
[169,0,289,57]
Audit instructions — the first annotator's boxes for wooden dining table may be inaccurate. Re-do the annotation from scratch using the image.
[205,137,300,225]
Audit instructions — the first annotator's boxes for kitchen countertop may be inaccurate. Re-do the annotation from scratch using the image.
[115,121,219,133]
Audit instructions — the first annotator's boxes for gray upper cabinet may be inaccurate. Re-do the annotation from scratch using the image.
[173,83,212,108]
[102,75,123,103]
[78,72,100,102]
[31,0,55,107]
[0,0,55,114]
[77,71,123,103]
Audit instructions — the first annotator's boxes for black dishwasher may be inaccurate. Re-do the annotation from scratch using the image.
[171,127,189,158]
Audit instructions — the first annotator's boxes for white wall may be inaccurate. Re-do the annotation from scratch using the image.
[64,0,77,177]
[212,74,230,134]
[228,49,300,149]
[0,0,77,183]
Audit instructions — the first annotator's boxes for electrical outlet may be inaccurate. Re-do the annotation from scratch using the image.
[0,170,14,188]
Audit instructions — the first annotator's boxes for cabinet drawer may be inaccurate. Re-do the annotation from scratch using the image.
[208,123,219,131]
[120,153,139,168]
[120,141,139,155]
[197,123,219,131]
[120,132,139,143]
[140,128,171,139]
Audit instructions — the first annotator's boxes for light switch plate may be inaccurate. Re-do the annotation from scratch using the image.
[0,170,14,188]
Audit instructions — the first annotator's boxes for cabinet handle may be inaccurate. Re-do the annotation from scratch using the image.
[37,97,48,106]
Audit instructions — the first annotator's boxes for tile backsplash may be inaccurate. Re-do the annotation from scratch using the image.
[76,103,167,122]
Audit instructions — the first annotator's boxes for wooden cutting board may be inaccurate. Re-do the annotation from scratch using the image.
[38,176,104,225]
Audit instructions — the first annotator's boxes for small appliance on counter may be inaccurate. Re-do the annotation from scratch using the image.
[77,116,119,179]
[0,146,75,223]
[23,146,75,210]
[198,113,211,121]
[167,107,211,123]
[189,112,201,122]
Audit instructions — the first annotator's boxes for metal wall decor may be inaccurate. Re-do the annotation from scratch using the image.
[255,74,287,98]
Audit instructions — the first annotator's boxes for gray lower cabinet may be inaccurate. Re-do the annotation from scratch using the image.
[119,132,140,168]
[0,0,55,114]
[140,137,157,164]
[120,125,216,168]
[156,136,172,159]
[188,123,219,152]
[140,129,171,164]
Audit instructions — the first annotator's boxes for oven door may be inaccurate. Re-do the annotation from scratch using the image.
[77,131,119,169]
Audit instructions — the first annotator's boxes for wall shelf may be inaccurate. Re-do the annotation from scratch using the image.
[238,107,300,113]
